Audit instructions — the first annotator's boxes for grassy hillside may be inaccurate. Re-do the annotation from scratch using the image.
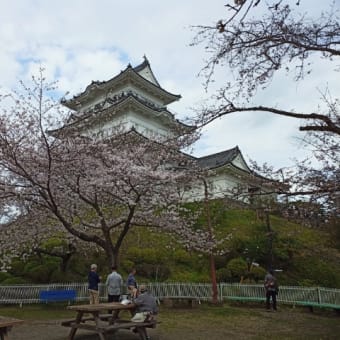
[1,208,340,288]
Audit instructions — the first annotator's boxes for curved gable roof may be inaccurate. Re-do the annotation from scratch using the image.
[62,57,180,110]
[195,146,252,173]
[133,56,160,86]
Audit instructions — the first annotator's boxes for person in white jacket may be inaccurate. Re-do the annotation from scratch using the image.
[105,265,123,302]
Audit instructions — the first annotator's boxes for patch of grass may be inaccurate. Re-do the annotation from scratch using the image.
[1,302,339,339]
[161,304,340,339]
[0,303,74,320]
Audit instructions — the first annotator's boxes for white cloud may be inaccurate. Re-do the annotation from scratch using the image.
[0,0,338,170]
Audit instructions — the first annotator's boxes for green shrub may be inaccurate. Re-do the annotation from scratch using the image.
[298,279,316,287]
[251,266,266,283]
[1,277,27,284]
[293,257,340,288]
[227,258,247,281]
[9,259,27,277]
[136,263,171,281]
[214,255,230,270]
[25,265,55,283]
[0,271,12,283]
[216,268,232,282]
[170,270,209,282]
[120,260,135,273]
[126,247,165,265]
[172,249,193,265]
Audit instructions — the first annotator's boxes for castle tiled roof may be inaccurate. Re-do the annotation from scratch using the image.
[132,55,160,86]
[61,57,180,110]
[196,146,242,169]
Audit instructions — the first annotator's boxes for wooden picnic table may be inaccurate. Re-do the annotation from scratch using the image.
[63,302,156,340]
[0,316,23,340]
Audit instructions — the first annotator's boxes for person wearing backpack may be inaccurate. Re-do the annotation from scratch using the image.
[264,269,279,311]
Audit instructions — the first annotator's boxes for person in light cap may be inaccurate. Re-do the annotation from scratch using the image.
[131,285,158,339]
[134,285,158,315]
[88,264,101,304]
[139,285,147,293]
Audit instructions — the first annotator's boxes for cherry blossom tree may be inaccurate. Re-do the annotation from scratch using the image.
[192,0,339,133]
[0,70,213,269]
[191,0,340,217]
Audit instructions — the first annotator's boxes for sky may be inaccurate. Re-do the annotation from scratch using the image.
[0,0,338,170]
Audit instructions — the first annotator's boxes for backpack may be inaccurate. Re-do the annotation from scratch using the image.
[266,278,276,291]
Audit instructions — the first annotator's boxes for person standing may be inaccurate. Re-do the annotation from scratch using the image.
[264,269,279,311]
[105,265,123,302]
[88,263,101,304]
[126,268,138,299]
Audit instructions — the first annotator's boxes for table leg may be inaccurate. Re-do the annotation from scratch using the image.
[109,310,120,325]
[93,311,101,327]
[136,326,148,340]
[97,332,106,340]
[0,328,9,340]
[92,312,107,340]
[68,311,83,340]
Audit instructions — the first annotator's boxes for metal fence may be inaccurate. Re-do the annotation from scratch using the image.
[219,284,340,309]
[0,282,339,309]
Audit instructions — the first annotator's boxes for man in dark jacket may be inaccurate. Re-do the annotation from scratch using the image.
[88,264,101,304]
[264,269,279,311]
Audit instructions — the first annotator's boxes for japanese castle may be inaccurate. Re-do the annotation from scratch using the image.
[58,56,275,201]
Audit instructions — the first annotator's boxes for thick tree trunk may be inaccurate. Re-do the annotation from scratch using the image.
[104,245,120,269]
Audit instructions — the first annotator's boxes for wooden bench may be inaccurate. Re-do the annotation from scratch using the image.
[62,318,157,329]
[98,319,157,330]
[0,316,23,340]
[61,313,124,326]
[94,319,157,340]
[61,317,157,340]
[63,302,157,340]
[61,316,96,327]
[39,289,77,303]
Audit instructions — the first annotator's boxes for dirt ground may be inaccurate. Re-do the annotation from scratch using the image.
[10,318,291,340]
[8,319,231,340]
[6,306,340,340]
[9,320,161,340]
